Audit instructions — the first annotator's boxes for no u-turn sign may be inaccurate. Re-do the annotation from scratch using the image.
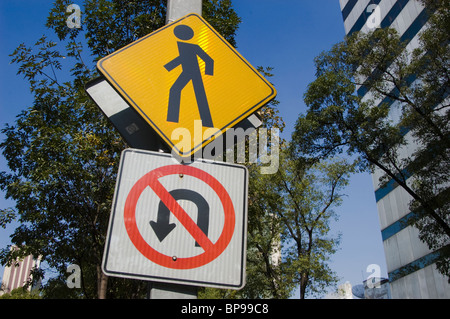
[102,149,248,289]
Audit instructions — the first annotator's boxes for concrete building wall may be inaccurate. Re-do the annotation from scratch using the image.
[0,246,40,295]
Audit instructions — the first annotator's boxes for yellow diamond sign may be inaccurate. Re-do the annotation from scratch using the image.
[97,13,276,156]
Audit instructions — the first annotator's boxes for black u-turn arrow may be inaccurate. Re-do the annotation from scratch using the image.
[150,189,209,246]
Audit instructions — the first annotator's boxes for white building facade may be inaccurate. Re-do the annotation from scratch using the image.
[338,0,450,298]
[0,246,40,295]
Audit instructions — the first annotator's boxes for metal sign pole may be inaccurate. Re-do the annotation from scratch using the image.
[148,282,198,299]
[148,0,203,299]
[166,0,202,24]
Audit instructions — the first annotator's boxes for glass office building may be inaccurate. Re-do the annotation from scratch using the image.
[338,0,450,298]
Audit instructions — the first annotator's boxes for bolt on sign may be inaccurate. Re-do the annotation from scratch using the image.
[97,13,276,157]
[102,149,248,289]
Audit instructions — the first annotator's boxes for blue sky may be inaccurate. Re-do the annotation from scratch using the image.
[0,0,388,297]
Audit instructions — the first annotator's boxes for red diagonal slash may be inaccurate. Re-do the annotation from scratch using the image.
[147,174,214,251]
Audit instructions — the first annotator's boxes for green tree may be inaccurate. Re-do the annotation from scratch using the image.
[0,287,42,299]
[237,68,289,298]
[291,2,449,279]
[275,151,351,298]
[0,0,241,299]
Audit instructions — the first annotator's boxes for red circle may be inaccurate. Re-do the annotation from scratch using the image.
[124,165,235,269]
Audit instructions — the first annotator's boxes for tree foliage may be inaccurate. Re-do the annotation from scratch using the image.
[274,151,351,298]
[291,2,449,279]
[0,287,42,299]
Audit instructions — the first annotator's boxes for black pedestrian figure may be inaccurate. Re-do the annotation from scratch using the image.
[164,25,214,127]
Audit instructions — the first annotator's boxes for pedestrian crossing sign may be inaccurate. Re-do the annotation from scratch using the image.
[97,13,276,157]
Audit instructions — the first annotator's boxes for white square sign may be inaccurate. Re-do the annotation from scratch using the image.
[102,149,248,289]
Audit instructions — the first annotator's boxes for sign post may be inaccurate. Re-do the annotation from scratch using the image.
[155,0,203,298]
